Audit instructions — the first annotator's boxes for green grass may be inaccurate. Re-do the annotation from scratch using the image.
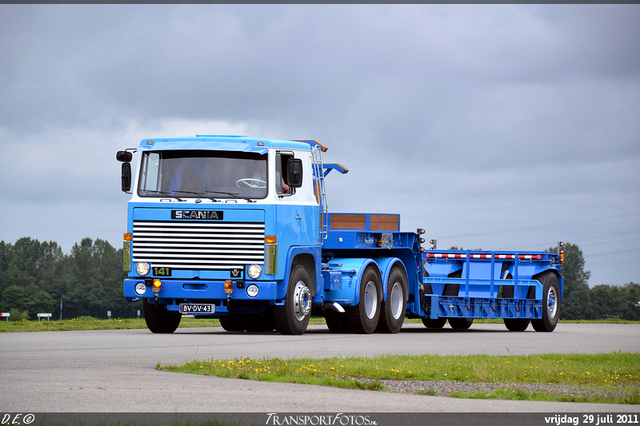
[449,387,640,405]
[0,316,332,332]
[158,352,640,404]
[0,317,222,332]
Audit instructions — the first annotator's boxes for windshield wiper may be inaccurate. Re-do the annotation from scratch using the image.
[154,191,186,202]
[205,191,256,203]
[155,190,222,202]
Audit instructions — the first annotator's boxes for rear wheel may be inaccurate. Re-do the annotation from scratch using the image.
[345,266,382,334]
[531,272,561,332]
[504,318,530,331]
[142,299,181,333]
[449,317,473,330]
[274,265,312,335]
[376,267,407,333]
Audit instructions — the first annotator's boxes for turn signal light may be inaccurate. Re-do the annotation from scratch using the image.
[124,233,132,241]
[265,235,277,244]
[152,279,161,293]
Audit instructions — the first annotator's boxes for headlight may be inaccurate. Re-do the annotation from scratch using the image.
[134,282,147,295]
[136,262,150,276]
[246,284,259,298]
[247,264,262,279]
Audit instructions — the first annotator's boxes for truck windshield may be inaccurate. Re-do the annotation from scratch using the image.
[138,150,268,200]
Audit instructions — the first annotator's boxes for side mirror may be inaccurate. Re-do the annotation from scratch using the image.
[117,151,133,193]
[121,162,131,192]
[287,158,303,188]
[116,151,132,162]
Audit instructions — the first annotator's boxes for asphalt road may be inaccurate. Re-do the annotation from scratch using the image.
[1,323,639,416]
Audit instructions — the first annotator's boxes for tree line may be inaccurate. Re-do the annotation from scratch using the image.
[554,243,640,320]
[0,237,139,320]
[0,237,638,321]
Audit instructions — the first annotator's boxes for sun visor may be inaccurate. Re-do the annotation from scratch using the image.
[140,140,268,155]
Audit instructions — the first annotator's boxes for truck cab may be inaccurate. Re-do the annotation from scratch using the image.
[118,136,329,334]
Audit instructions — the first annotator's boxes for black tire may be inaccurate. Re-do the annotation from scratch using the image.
[531,271,561,332]
[345,266,382,334]
[241,310,276,332]
[274,265,312,335]
[421,317,447,329]
[324,309,349,333]
[142,298,181,333]
[504,318,530,331]
[376,267,407,333]
[449,317,474,330]
[219,317,244,332]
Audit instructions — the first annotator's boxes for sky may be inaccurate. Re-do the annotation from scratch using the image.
[1,4,639,287]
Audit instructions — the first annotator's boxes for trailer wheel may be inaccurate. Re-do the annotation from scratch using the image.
[376,267,407,333]
[325,310,349,333]
[504,318,530,331]
[449,317,473,330]
[274,265,312,335]
[531,271,560,332]
[421,317,447,329]
[346,266,382,334]
[142,299,181,333]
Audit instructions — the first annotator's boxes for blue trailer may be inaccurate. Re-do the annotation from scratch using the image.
[116,135,562,334]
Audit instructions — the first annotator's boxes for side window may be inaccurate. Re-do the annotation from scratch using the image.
[276,152,295,196]
[140,152,161,193]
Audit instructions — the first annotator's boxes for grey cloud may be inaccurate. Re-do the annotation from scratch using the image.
[0,4,638,286]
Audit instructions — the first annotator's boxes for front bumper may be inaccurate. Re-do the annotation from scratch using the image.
[124,278,278,302]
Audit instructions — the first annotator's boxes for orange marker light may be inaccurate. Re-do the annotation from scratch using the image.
[124,233,133,241]
[152,279,161,293]
[265,235,277,244]
[224,280,234,294]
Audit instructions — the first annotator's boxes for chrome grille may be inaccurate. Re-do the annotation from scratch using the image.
[132,221,265,270]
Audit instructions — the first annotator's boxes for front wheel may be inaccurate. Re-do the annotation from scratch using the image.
[531,272,561,332]
[219,317,244,332]
[241,310,276,332]
[376,267,407,333]
[345,266,382,334]
[142,299,181,333]
[274,265,312,335]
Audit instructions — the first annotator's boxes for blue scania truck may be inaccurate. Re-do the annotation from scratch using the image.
[116,135,563,335]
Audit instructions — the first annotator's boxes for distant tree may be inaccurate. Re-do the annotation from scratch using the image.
[62,238,135,319]
[0,284,55,319]
[548,243,592,320]
[620,282,640,321]
[0,237,139,319]
[35,241,65,295]
[590,284,621,319]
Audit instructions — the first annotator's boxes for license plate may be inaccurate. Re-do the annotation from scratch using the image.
[179,303,215,314]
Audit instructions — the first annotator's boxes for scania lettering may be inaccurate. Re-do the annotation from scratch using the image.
[117,136,563,335]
